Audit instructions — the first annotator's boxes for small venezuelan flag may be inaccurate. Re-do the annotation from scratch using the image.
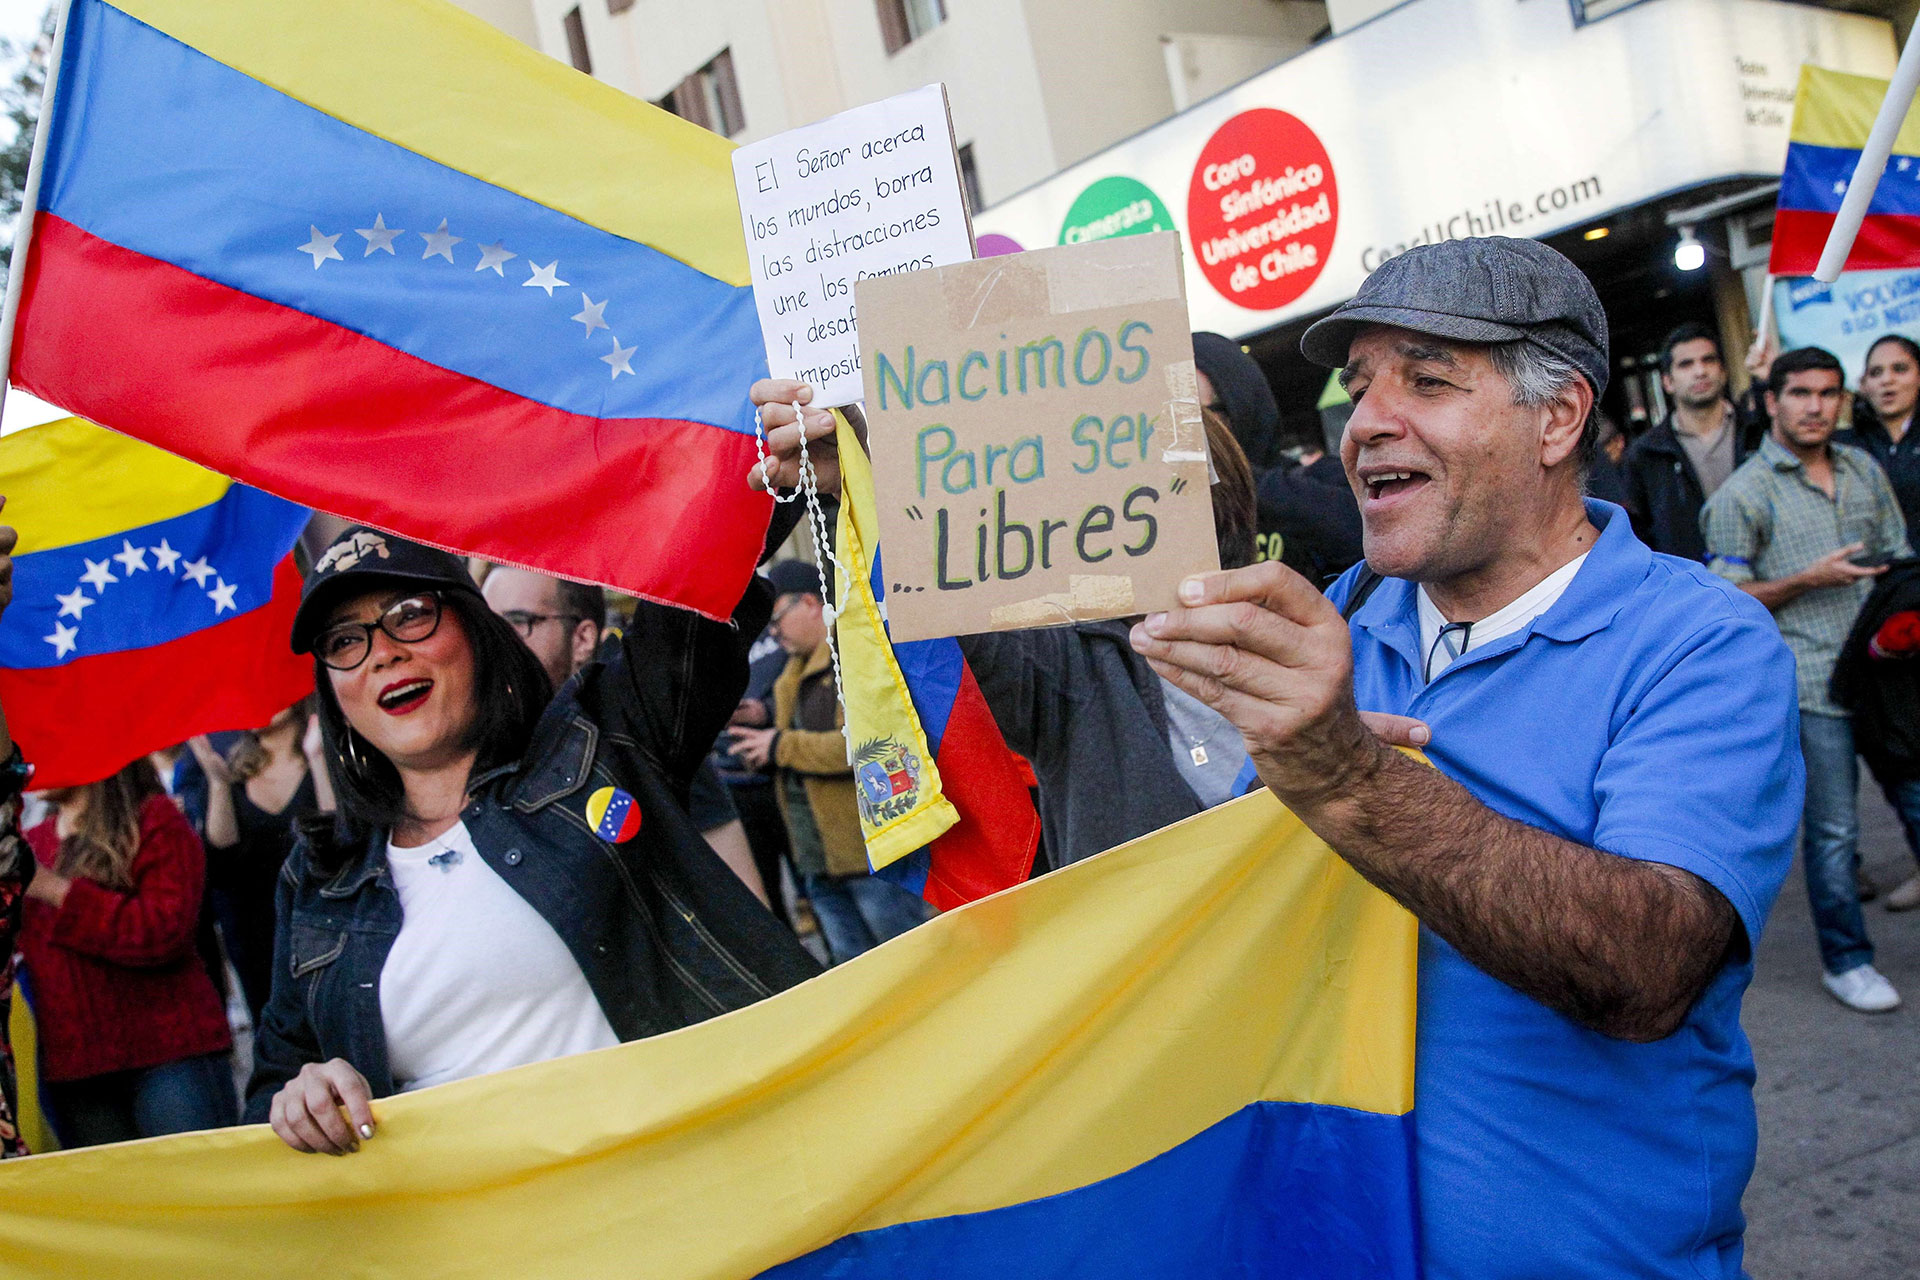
[0,417,311,788]
[1772,64,1920,275]
[832,415,1039,909]
[10,0,772,622]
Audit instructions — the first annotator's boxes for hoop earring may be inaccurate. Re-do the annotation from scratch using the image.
[342,729,368,776]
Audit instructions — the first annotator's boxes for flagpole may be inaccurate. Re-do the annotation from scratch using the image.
[1815,29,1920,282]
[0,0,75,428]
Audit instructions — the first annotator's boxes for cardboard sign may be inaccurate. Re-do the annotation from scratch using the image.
[858,231,1218,643]
[731,84,976,407]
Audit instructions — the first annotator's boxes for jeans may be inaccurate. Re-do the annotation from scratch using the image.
[1879,774,1920,872]
[1800,712,1873,976]
[44,1052,238,1148]
[804,873,933,966]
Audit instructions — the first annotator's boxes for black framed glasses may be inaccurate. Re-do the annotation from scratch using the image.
[497,610,582,640]
[314,593,444,670]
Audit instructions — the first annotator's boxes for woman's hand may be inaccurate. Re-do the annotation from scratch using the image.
[269,1059,377,1155]
[748,379,842,497]
[24,866,70,908]
[186,734,233,786]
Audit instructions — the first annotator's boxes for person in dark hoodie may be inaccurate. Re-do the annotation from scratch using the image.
[1621,322,1763,560]
[1192,332,1284,471]
[1195,331,1363,585]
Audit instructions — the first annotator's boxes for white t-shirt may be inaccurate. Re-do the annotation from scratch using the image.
[380,821,618,1092]
[1415,553,1590,683]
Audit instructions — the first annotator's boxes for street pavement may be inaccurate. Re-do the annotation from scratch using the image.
[1744,781,1920,1279]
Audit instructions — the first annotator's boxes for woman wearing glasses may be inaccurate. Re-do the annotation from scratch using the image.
[248,526,818,1155]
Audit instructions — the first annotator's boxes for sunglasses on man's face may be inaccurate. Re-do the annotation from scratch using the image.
[314,593,443,671]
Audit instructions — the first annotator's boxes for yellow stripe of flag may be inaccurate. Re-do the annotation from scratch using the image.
[1790,64,1920,154]
[115,0,750,287]
[832,411,959,869]
[0,417,231,556]
[0,792,1415,1278]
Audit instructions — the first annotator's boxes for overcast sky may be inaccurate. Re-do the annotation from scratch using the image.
[0,0,44,57]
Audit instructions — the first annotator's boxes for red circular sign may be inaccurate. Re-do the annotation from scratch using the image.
[1187,108,1338,311]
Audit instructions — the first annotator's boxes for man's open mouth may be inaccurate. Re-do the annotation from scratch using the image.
[1362,469,1431,503]
[377,678,433,715]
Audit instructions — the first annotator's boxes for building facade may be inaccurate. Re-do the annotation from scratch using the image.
[511,0,1328,208]
[466,0,1916,437]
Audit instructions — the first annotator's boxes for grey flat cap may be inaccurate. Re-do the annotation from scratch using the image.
[1300,237,1609,396]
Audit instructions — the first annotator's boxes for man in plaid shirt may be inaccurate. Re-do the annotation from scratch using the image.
[1704,345,1911,1013]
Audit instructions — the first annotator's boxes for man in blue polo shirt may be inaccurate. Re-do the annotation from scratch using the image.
[1130,237,1800,1277]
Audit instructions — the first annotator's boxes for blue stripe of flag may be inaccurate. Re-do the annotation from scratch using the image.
[46,0,765,436]
[762,1100,1418,1279]
[869,548,963,749]
[1781,141,1920,217]
[0,485,307,670]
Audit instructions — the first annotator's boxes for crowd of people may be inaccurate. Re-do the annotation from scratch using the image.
[0,232,1913,1277]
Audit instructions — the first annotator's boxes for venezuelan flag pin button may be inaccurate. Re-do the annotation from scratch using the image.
[586,785,642,843]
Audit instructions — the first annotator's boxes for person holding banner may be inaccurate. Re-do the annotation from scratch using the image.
[250,527,819,1155]
[1124,238,1801,1278]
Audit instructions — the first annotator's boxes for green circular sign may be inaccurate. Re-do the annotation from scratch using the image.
[1058,176,1176,246]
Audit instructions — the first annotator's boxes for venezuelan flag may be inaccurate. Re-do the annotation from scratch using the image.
[10,0,771,622]
[0,417,311,788]
[0,791,1417,1278]
[833,414,1039,908]
[1772,65,1920,275]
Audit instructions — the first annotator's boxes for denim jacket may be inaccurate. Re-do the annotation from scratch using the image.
[243,586,822,1121]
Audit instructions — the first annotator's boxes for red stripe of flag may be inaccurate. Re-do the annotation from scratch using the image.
[921,662,1040,910]
[0,559,312,788]
[1770,208,1920,276]
[12,214,770,621]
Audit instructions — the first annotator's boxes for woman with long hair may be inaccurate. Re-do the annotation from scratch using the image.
[1847,333,1920,532]
[188,695,330,1023]
[251,526,817,1155]
[21,757,237,1146]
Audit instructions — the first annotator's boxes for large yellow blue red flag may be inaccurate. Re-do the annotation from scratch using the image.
[9,0,771,621]
[0,417,311,787]
[1772,65,1920,275]
[0,792,1417,1277]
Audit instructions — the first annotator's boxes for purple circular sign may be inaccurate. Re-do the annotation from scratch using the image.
[975,232,1024,258]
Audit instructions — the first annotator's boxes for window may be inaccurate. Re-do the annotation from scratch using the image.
[562,6,591,74]
[877,0,946,55]
[654,49,746,138]
[957,143,982,217]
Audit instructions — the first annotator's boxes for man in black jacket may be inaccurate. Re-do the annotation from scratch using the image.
[1831,560,1920,910]
[1622,323,1763,560]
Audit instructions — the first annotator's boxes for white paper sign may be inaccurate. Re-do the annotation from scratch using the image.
[731,84,976,406]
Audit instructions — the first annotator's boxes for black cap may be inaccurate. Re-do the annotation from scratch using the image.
[290,527,480,654]
[1300,236,1609,397]
[764,558,824,600]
